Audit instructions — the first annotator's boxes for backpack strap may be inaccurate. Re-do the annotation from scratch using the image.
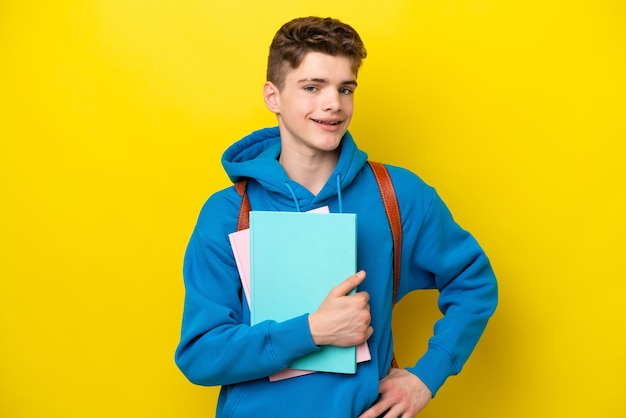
[367,161,402,306]
[368,161,402,369]
[235,180,250,231]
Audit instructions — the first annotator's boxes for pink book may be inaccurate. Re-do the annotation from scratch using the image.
[228,206,371,382]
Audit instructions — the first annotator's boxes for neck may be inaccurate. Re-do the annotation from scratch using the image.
[279,148,339,196]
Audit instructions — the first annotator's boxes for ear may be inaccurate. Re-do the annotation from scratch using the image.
[263,81,280,114]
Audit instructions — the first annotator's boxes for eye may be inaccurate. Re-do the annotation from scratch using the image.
[339,87,354,95]
[304,86,319,93]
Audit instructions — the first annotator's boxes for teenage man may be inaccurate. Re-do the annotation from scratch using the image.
[175,16,498,418]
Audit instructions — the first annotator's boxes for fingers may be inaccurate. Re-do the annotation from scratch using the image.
[366,325,374,340]
[310,270,372,347]
[357,398,393,418]
[330,270,366,297]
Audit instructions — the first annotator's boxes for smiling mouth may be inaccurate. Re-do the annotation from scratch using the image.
[311,118,342,126]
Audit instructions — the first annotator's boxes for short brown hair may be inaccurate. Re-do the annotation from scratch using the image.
[267,17,367,89]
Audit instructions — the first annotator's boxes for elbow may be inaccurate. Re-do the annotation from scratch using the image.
[484,265,499,315]
[473,261,498,319]
[175,347,216,387]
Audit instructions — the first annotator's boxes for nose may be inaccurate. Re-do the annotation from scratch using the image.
[322,89,341,111]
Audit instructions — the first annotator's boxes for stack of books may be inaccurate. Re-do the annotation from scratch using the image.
[229,208,370,381]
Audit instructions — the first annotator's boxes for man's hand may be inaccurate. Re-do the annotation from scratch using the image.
[359,368,432,418]
[308,271,373,347]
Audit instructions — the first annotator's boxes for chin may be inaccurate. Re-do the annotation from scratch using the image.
[317,136,344,152]
[323,129,347,143]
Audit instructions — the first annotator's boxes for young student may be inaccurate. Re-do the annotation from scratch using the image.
[175,16,498,418]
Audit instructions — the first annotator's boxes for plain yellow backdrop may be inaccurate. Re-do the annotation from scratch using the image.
[1,1,625,417]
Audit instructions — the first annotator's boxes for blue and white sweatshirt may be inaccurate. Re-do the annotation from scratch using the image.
[175,127,498,417]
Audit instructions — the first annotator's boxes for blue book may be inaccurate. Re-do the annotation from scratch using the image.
[249,211,357,374]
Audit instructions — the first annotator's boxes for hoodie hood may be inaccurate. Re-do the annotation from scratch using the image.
[221,127,369,209]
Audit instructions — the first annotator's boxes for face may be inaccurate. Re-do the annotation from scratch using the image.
[264,52,357,159]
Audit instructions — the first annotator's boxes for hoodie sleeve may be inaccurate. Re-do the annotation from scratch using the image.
[395,171,498,396]
[174,191,320,386]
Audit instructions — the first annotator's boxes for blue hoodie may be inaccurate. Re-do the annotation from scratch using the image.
[175,127,498,417]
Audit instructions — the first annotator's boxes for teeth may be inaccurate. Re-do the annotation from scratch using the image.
[313,119,340,125]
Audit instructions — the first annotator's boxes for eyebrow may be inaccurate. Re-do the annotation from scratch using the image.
[297,77,358,87]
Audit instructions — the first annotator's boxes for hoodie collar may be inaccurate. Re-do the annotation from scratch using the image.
[221,126,368,209]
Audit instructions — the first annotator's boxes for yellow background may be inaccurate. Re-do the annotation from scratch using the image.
[1,1,624,417]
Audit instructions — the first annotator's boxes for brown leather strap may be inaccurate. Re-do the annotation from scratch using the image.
[368,161,402,369]
[235,180,250,231]
[368,161,402,306]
